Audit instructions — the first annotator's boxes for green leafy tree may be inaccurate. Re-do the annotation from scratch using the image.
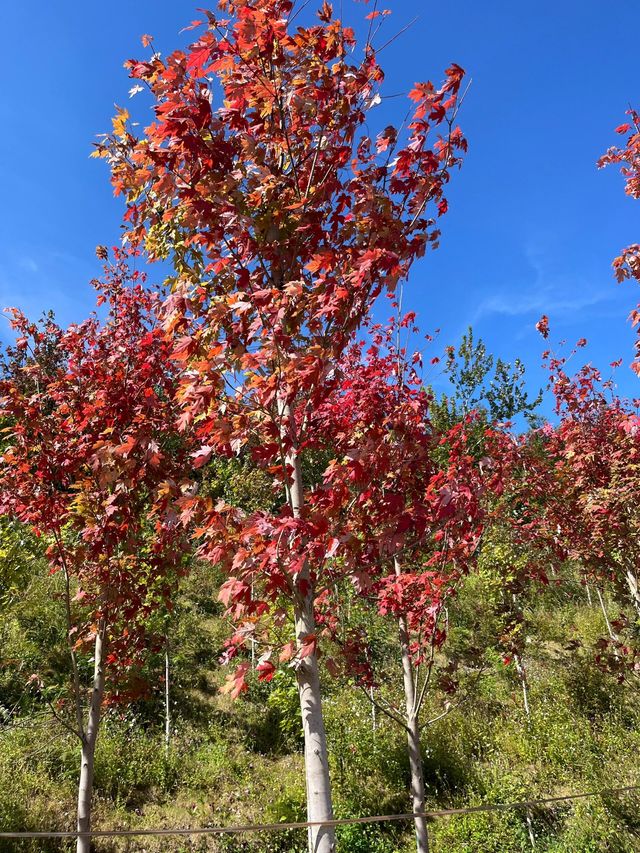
[433,327,542,429]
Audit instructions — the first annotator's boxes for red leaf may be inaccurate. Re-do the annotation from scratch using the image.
[318,0,333,22]
[257,660,276,681]
[298,634,317,659]
[186,46,212,75]
[180,20,204,33]
[191,445,213,469]
[326,537,340,558]
[279,642,296,663]
[535,315,550,339]
[325,658,340,677]
[114,435,137,457]
[221,663,250,699]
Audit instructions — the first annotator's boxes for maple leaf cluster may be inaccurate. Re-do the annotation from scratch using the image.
[306,322,499,676]
[96,0,466,444]
[598,109,640,371]
[0,250,192,688]
[200,321,500,693]
[498,345,640,680]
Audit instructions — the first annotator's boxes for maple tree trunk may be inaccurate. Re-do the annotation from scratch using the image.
[585,583,593,607]
[405,714,429,853]
[285,403,335,853]
[625,568,640,615]
[164,636,171,754]
[77,623,106,853]
[596,587,618,641]
[398,627,429,851]
[370,686,377,733]
[295,599,336,853]
[514,653,535,847]
[394,558,429,853]
[514,652,531,718]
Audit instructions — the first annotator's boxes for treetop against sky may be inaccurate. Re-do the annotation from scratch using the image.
[0,0,639,408]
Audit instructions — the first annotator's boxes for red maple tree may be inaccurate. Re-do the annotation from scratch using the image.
[501,328,640,681]
[0,251,191,853]
[307,323,492,852]
[95,1,467,846]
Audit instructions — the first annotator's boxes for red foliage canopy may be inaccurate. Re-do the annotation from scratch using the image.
[308,322,494,677]
[0,251,191,682]
[95,0,467,699]
[598,109,640,371]
[502,335,640,677]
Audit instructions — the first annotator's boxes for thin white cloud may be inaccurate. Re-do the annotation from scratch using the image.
[0,245,97,340]
[470,234,626,326]
[471,286,616,324]
[18,257,39,274]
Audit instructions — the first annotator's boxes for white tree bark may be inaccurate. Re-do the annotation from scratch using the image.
[585,583,593,607]
[514,653,531,720]
[398,612,430,853]
[393,556,429,853]
[596,587,618,642]
[370,686,377,733]
[76,622,106,853]
[295,598,336,853]
[164,637,171,755]
[625,567,640,616]
[285,402,335,853]
[514,651,535,848]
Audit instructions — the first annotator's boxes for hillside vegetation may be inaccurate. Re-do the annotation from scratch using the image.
[2,540,639,852]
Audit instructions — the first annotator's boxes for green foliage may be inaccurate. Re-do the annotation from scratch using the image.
[265,669,304,749]
[201,455,279,514]
[335,821,404,853]
[93,725,183,805]
[0,540,69,718]
[434,326,543,428]
[0,519,45,607]
[1,581,640,851]
[0,725,76,853]
[217,829,308,853]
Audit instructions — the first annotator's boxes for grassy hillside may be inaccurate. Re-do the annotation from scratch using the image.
[1,558,639,853]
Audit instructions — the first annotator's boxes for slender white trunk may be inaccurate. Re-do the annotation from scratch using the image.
[514,652,535,848]
[596,587,618,642]
[406,713,429,853]
[585,583,593,607]
[164,637,171,754]
[395,560,429,853]
[77,623,106,853]
[295,598,335,853]
[370,686,377,733]
[284,402,335,853]
[524,807,536,848]
[514,652,530,720]
[625,568,640,616]
[398,615,429,853]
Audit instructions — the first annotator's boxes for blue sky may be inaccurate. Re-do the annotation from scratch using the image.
[1,0,639,410]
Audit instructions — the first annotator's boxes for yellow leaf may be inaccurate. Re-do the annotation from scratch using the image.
[112,105,130,140]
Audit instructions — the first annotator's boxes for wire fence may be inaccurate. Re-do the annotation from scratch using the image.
[0,783,638,842]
